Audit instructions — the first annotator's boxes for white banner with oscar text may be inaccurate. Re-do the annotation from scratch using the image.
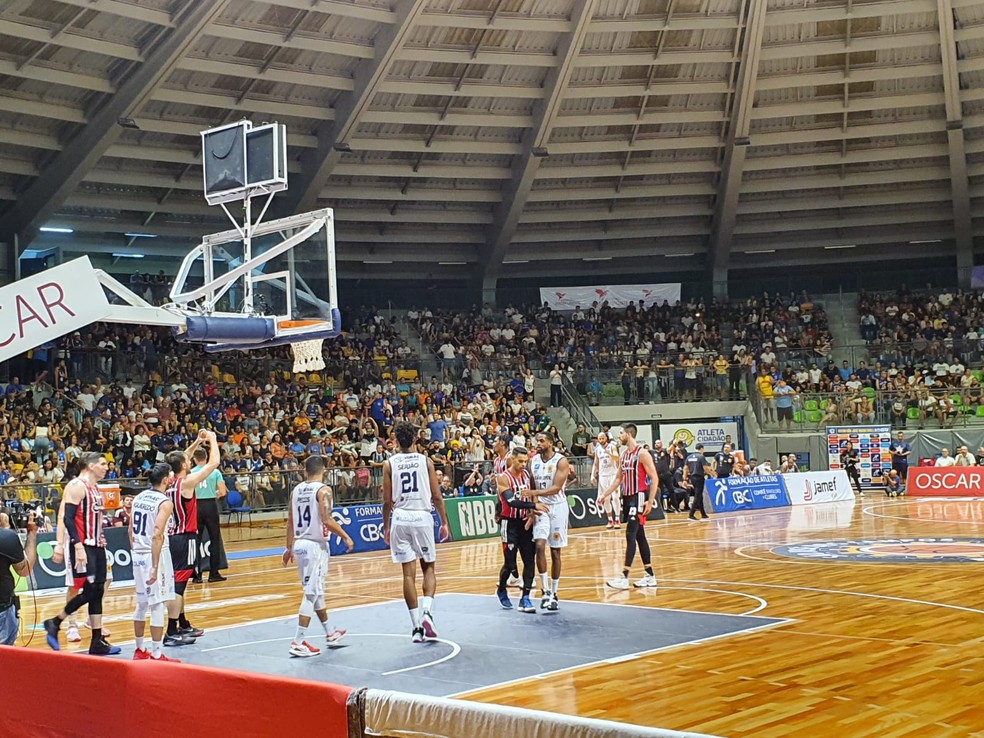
[0,257,111,364]
[539,283,681,311]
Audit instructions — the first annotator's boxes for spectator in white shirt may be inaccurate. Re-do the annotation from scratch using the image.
[935,448,956,467]
[954,446,976,466]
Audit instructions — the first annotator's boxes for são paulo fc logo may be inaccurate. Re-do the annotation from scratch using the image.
[772,538,984,563]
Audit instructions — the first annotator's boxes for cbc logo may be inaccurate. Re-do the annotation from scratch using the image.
[732,490,752,505]
[360,523,384,542]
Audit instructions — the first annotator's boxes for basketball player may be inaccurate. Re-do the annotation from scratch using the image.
[601,424,658,590]
[51,466,110,643]
[495,447,547,612]
[163,429,220,646]
[43,452,120,654]
[382,421,450,643]
[282,455,354,657]
[492,434,520,587]
[590,431,620,529]
[130,463,180,662]
[528,433,570,611]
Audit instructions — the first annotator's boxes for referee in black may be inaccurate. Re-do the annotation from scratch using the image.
[714,443,735,479]
[652,441,677,512]
[684,444,715,521]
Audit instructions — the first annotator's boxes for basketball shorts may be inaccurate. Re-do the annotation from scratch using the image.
[532,501,569,548]
[133,547,176,606]
[390,510,436,564]
[596,474,616,502]
[293,539,329,598]
[68,544,107,584]
[621,492,648,525]
[168,533,197,583]
[64,546,87,590]
[503,517,535,547]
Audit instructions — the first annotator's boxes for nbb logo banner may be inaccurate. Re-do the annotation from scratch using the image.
[905,467,984,497]
[446,497,498,541]
[708,475,790,513]
[783,471,855,506]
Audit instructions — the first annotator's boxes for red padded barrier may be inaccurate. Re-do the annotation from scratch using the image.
[0,648,353,738]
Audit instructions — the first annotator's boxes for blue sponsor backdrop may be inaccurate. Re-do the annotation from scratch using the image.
[325,503,442,556]
[708,475,790,513]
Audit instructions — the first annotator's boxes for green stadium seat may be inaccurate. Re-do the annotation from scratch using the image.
[807,410,823,424]
[976,405,984,418]
[804,400,818,411]
[863,387,876,399]
[793,411,805,423]
[907,407,921,420]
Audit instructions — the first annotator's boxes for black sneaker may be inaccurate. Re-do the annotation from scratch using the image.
[88,638,121,656]
[179,625,204,638]
[43,617,61,651]
[163,633,197,647]
[191,575,203,584]
[207,573,227,582]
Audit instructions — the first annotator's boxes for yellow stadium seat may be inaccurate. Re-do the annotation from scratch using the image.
[397,369,419,383]
[222,373,236,385]
[308,373,322,384]
[382,372,393,380]
[210,364,221,379]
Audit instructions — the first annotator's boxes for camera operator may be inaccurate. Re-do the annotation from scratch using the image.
[0,508,38,645]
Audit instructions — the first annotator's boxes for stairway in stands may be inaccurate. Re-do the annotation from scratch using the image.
[819,291,864,363]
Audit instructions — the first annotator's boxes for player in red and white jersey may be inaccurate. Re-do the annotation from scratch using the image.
[495,447,547,613]
[527,433,570,611]
[282,455,354,658]
[600,423,658,590]
[162,429,220,646]
[130,463,179,662]
[491,434,520,588]
[43,452,120,655]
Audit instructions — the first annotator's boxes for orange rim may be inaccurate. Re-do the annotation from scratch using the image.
[278,319,326,330]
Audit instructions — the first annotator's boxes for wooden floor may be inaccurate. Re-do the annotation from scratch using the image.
[23,497,984,738]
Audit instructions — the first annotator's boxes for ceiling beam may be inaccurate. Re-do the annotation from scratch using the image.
[707,0,767,295]
[0,17,143,61]
[476,0,597,294]
[937,0,973,288]
[0,0,231,253]
[280,0,428,217]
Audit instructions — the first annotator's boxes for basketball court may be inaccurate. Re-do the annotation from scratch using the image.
[19,496,984,737]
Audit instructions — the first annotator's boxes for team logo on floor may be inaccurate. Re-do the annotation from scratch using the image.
[772,538,984,563]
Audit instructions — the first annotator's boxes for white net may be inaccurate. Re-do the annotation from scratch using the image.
[291,338,325,373]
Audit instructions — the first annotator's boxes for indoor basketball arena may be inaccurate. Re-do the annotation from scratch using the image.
[2,1,984,736]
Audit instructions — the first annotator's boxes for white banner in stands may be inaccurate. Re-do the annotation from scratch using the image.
[783,470,856,505]
[539,283,682,311]
[0,257,110,364]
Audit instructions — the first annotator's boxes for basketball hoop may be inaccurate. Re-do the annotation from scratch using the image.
[291,338,325,373]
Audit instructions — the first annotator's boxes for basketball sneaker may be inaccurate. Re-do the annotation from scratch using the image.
[634,574,658,588]
[546,593,559,611]
[496,587,513,610]
[289,640,321,658]
[150,654,182,663]
[606,577,630,590]
[133,648,151,661]
[163,633,196,647]
[88,639,122,656]
[411,628,425,643]
[66,625,82,643]
[517,596,535,613]
[540,591,551,609]
[506,574,522,588]
[421,611,437,640]
[179,623,204,638]
[325,629,346,644]
[43,618,61,651]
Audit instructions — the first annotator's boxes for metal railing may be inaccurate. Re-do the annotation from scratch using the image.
[749,385,984,433]
[567,366,753,405]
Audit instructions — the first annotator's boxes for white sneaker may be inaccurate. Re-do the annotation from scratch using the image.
[288,640,321,658]
[421,611,437,640]
[634,574,658,588]
[411,627,424,643]
[325,628,346,644]
[66,625,82,643]
[606,577,630,590]
[506,575,522,588]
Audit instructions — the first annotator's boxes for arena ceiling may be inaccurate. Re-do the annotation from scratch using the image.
[0,0,982,290]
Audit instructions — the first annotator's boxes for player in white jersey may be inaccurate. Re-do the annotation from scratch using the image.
[382,421,450,643]
[283,455,354,658]
[591,431,621,529]
[130,463,179,662]
[527,433,570,611]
